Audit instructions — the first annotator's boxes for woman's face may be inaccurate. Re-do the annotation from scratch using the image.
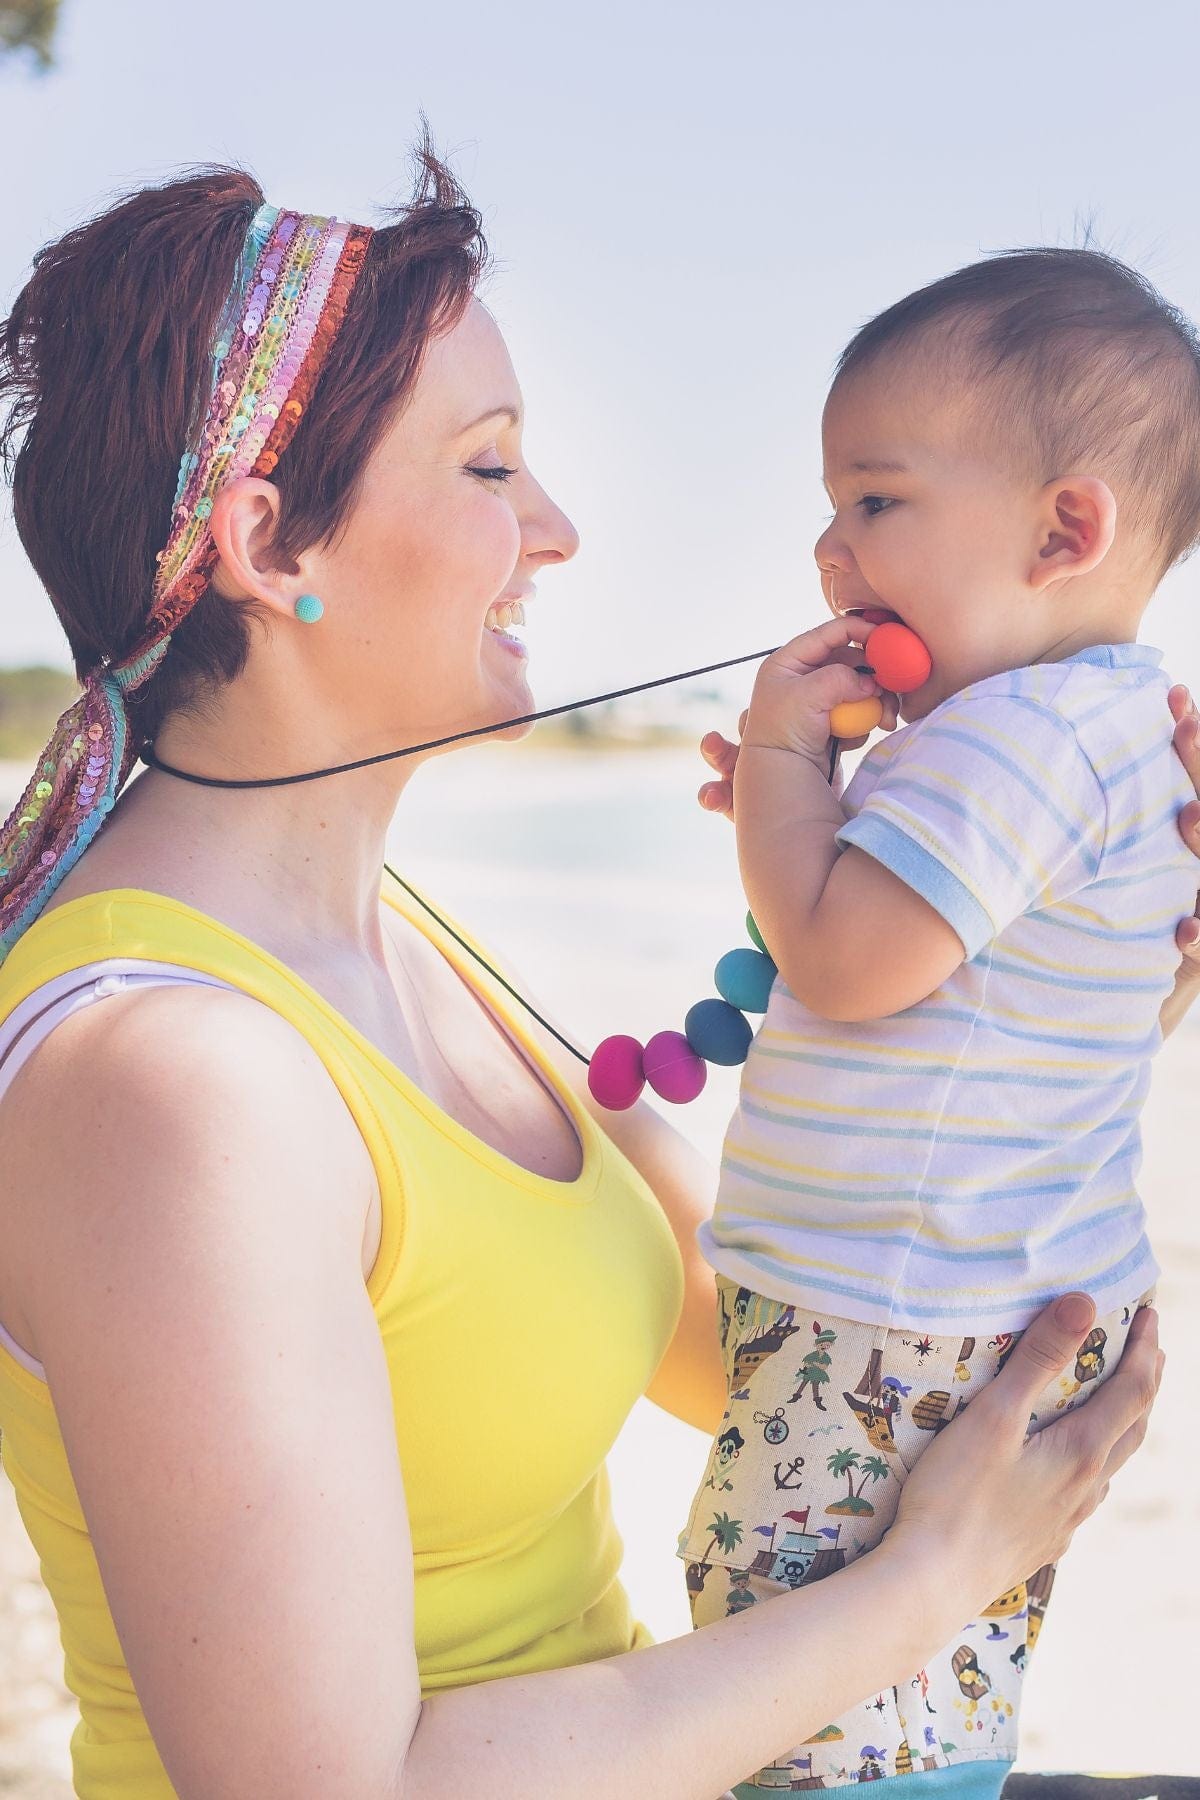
[304,298,579,754]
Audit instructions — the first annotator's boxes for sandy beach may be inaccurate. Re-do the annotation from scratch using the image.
[0,742,1196,1790]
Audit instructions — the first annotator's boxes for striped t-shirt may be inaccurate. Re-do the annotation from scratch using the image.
[698,643,1196,1332]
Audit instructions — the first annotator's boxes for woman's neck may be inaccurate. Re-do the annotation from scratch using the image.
[86,681,428,958]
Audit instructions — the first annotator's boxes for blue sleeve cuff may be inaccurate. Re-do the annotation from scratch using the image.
[835,813,995,958]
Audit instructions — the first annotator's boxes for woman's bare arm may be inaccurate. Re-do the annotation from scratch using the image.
[399,1295,1161,1800]
[4,987,422,1800]
[3,992,1162,1800]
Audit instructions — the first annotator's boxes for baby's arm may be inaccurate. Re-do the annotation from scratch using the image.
[735,620,964,1021]
[737,752,964,1022]
[738,622,1111,1026]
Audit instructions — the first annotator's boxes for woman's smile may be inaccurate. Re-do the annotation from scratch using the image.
[483,590,531,657]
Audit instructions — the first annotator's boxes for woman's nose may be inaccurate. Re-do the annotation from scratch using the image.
[525,478,580,569]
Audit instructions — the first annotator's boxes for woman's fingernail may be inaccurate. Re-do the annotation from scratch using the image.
[1055,1293,1094,1333]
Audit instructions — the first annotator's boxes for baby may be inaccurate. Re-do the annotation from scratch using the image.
[679,248,1199,1794]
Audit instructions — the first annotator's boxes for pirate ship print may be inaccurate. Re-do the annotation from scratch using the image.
[746,1737,847,1792]
[731,1303,802,1394]
[745,1510,847,1588]
[746,1735,883,1791]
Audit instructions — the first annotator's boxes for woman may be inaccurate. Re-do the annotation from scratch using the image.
[0,152,1195,1800]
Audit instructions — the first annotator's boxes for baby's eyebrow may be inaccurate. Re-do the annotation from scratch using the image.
[847,459,909,474]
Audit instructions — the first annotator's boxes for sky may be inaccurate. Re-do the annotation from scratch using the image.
[3,0,1200,716]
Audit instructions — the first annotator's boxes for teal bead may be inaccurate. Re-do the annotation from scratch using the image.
[746,910,768,954]
[294,593,325,624]
[684,998,752,1066]
[193,496,213,520]
[715,947,777,1014]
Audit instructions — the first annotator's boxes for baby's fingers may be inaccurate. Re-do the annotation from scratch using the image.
[700,730,739,779]
[770,616,876,677]
[699,778,735,820]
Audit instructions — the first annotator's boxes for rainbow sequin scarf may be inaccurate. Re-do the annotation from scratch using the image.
[0,201,373,960]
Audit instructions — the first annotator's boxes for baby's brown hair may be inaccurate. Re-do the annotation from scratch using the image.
[833,248,1200,582]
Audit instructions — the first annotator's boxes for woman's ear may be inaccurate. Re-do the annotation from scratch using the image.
[1028,474,1117,591]
[207,477,303,613]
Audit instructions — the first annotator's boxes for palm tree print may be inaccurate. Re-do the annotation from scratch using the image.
[702,1512,745,1562]
[825,1448,891,1516]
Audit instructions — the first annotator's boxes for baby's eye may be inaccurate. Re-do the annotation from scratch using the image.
[859,494,894,517]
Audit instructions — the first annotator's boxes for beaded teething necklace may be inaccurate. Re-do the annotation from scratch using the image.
[144,618,932,1113]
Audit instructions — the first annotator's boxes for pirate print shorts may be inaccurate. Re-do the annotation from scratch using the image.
[677,1277,1153,1794]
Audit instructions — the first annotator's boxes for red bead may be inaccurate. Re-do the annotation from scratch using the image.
[588,1034,646,1111]
[866,622,932,694]
[643,1030,707,1104]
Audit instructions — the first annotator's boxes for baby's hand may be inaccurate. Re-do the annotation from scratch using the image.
[743,618,882,763]
[699,627,901,817]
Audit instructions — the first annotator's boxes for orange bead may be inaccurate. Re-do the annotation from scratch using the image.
[829,696,884,738]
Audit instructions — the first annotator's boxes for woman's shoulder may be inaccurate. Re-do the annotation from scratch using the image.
[0,975,374,1362]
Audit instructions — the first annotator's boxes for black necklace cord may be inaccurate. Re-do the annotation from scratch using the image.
[141,645,784,789]
[384,865,592,1066]
[136,641,860,1074]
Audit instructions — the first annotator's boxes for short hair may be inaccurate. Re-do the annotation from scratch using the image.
[832,248,1200,579]
[0,137,488,743]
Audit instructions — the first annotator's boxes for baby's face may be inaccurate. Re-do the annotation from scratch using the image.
[816,362,1052,718]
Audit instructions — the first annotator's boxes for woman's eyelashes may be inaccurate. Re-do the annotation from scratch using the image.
[467,463,519,484]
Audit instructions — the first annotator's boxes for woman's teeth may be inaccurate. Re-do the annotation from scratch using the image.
[484,600,526,633]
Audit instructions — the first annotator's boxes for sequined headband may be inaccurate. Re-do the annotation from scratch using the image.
[0,201,373,960]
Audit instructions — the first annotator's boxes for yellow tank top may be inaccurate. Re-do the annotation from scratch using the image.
[0,878,684,1799]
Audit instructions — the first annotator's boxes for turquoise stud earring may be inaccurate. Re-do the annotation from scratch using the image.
[294,594,324,624]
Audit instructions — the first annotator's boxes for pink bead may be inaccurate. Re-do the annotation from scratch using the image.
[587,1034,646,1111]
[643,1030,707,1104]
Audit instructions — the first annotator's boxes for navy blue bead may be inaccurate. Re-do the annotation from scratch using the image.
[714,947,778,1014]
[684,998,753,1065]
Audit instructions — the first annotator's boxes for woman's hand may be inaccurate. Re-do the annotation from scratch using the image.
[885,1293,1163,1630]
[1162,684,1200,1038]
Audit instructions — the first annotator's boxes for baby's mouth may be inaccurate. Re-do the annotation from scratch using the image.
[848,605,902,628]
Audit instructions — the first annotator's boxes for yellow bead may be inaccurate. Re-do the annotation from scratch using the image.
[829,697,884,738]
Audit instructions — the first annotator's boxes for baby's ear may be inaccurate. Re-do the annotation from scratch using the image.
[1027,474,1116,590]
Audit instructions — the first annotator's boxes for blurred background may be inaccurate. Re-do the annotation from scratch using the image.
[1,0,1197,1790]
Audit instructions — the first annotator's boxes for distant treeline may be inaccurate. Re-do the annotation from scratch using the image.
[0,665,78,758]
[0,665,709,762]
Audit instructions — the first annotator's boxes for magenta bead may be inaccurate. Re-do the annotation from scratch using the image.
[588,1034,646,1111]
[643,1030,708,1104]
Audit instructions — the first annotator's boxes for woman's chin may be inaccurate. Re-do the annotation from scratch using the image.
[480,630,535,724]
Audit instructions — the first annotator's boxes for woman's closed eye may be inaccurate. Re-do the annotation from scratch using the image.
[467,463,519,484]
